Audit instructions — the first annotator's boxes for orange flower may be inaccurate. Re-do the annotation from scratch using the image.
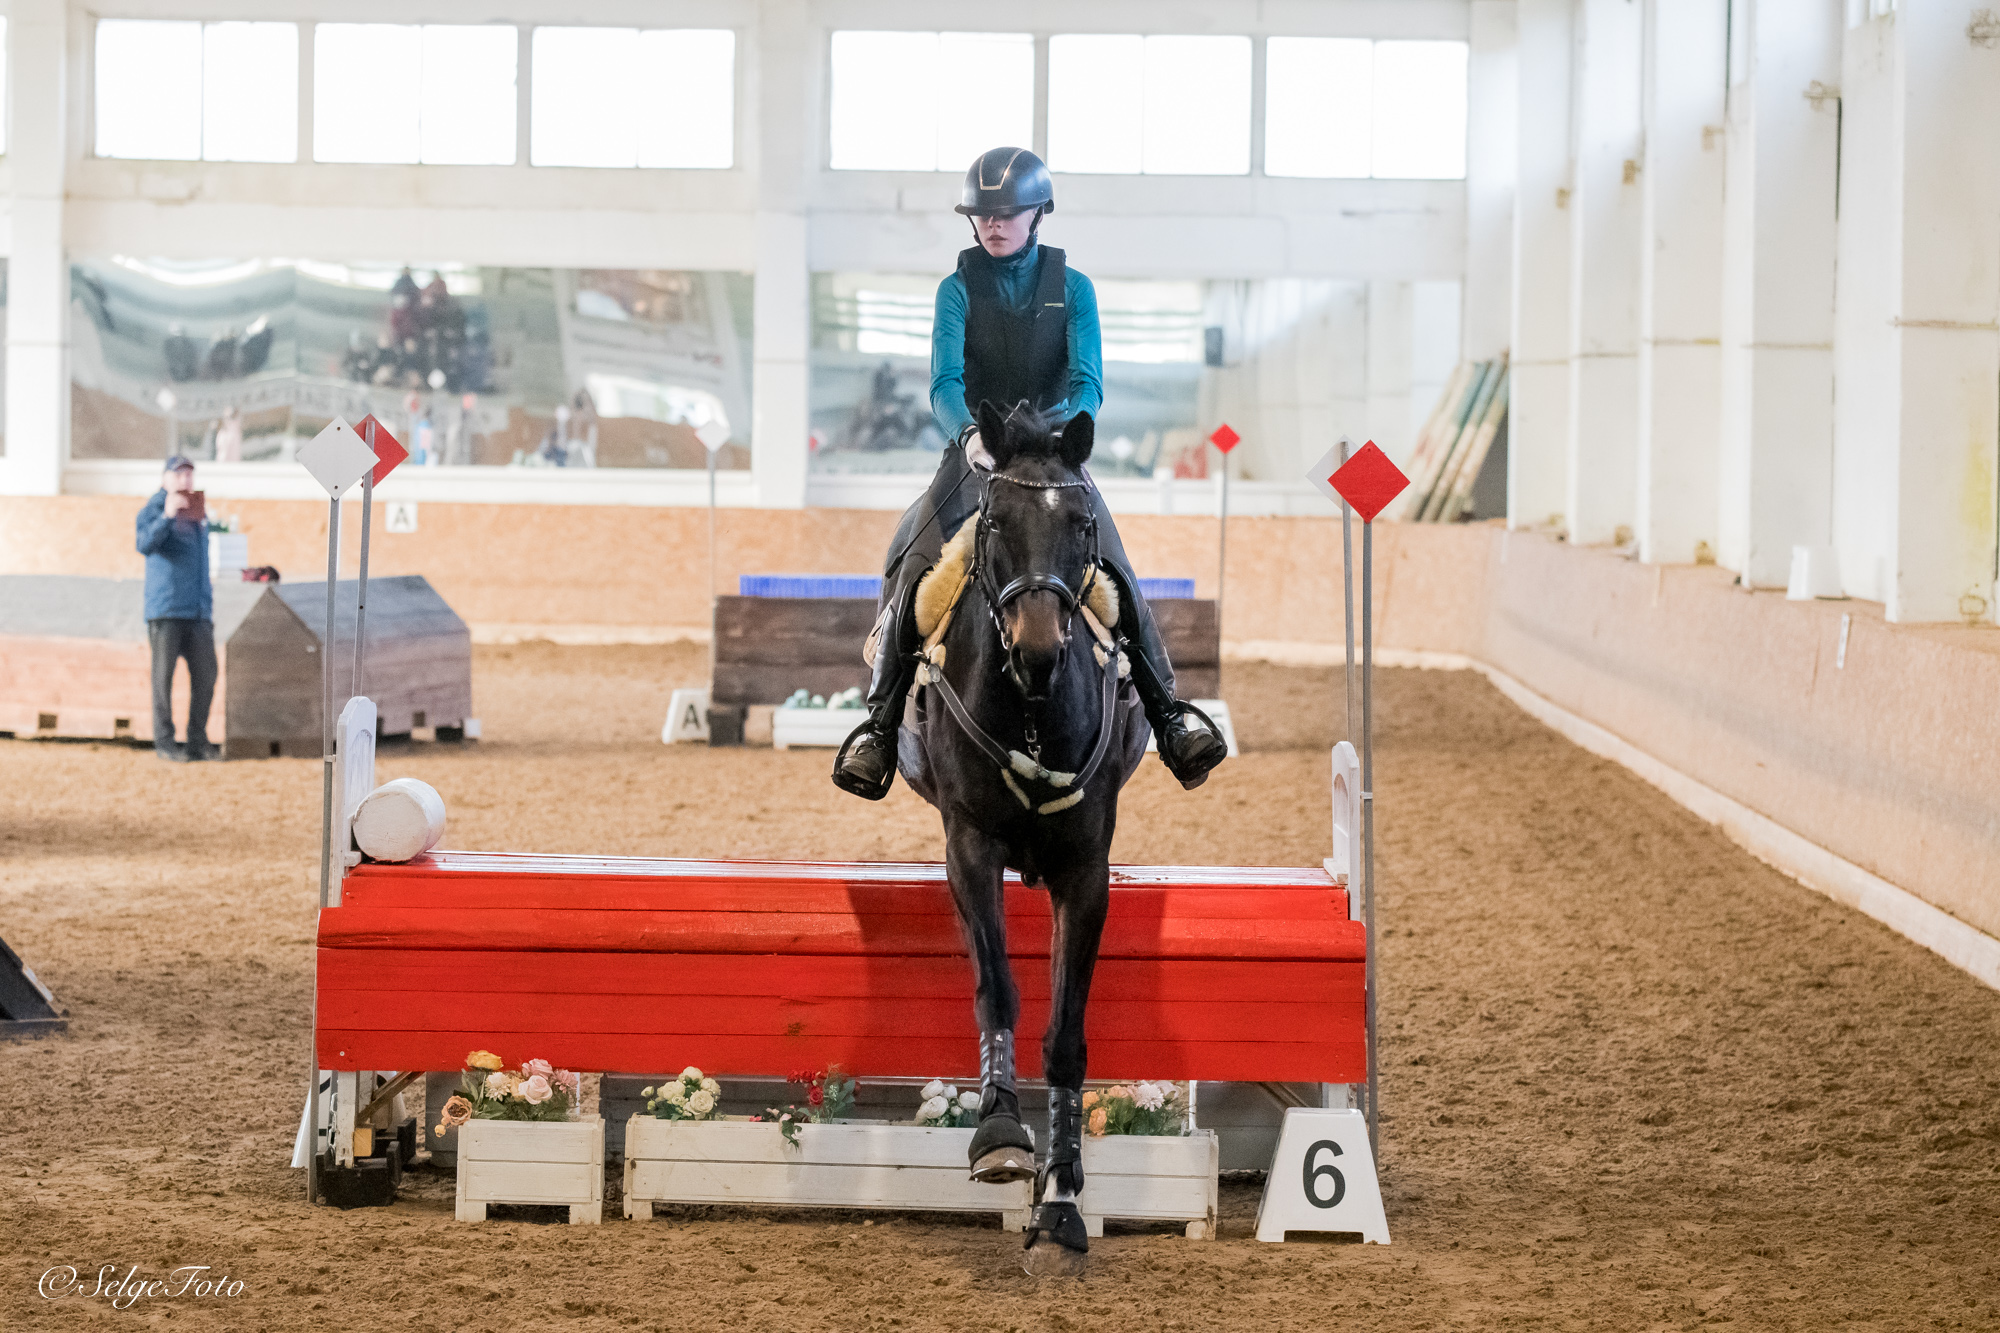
[1082,1091,1100,1110]
[1087,1107,1108,1136]
[439,1094,475,1128]
[465,1050,504,1071]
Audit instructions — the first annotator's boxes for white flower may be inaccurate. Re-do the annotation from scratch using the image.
[920,1079,945,1101]
[485,1070,518,1099]
[679,1066,704,1084]
[661,1082,687,1104]
[641,1086,655,1098]
[918,1095,949,1123]
[688,1089,716,1116]
[700,1078,721,1096]
[958,1091,981,1112]
[944,1085,959,1101]
[1132,1082,1166,1111]
[521,1074,553,1105]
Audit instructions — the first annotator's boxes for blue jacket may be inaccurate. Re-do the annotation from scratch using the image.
[136,490,212,621]
[930,240,1104,440]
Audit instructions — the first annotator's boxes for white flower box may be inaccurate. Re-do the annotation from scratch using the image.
[454,1116,604,1224]
[1061,1131,1221,1240]
[623,1117,1030,1220]
[622,1118,1218,1238]
[771,706,867,750]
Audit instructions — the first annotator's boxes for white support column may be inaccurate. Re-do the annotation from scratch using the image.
[751,0,812,510]
[1834,7,2000,623]
[1636,0,1727,565]
[1564,0,1644,547]
[1,0,69,495]
[1716,0,1841,587]
[1887,6,2000,624]
[1508,0,1572,530]
[1464,2,1518,364]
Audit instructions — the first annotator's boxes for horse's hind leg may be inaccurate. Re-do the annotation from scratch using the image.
[1025,858,1109,1261]
[944,823,1036,1184]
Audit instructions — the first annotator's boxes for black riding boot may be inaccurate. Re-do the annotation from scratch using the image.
[1024,1085,1089,1254]
[831,579,921,801]
[1102,560,1228,789]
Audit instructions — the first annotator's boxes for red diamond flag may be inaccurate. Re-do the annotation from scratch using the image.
[1329,440,1409,523]
[1209,423,1241,454]
[353,414,408,485]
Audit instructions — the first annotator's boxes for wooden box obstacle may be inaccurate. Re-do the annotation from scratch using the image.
[0,574,471,757]
[709,578,1219,743]
[455,1116,605,1224]
[315,855,1366,1083]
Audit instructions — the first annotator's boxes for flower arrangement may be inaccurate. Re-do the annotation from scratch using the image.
[1083,1081,1187,1137]
[752,1066,857,1145]
[433,1050,582,1136]
[643,1067,724,1121]
[913,1078,983,1128]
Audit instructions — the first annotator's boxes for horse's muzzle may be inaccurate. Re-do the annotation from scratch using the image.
[1005,639,1066,701]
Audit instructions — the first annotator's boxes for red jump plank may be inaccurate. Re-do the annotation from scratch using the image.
[317,1030,1367,1083]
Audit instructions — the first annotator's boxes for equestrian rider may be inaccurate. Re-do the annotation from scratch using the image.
[832,146,1229,801]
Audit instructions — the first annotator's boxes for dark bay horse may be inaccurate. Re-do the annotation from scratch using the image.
[896,401,1149,1267]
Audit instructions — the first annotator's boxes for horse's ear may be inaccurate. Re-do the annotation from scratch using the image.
[1057,411,1095,469]
[976,400,1014,467]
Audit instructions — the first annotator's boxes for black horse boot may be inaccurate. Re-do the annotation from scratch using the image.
[1102,561,1228,789]
[1023,1085,1089,1271]
[967,1030,1036,1183]
[831,579,921,801]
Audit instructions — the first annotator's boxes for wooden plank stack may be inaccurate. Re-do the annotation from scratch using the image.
[1398,355,1511,523]
[318,853,1368,1084]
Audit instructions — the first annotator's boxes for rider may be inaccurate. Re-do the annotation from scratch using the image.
[832,146,1228,801]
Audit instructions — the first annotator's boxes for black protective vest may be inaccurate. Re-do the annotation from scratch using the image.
[957,245,1069,420]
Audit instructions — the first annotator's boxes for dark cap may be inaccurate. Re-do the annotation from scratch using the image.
[163,454,196,472]
[955,146,1054,217]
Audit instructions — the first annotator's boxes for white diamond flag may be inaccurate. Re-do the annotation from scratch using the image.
[1307,437,1359,510]
[695,420,731,453]
[298,417,379,498]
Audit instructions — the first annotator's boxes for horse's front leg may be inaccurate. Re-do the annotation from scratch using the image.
[1025,854,1110,1260]
[944,820,1037,1184]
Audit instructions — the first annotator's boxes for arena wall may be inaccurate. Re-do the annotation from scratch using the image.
[5,495,1994,947]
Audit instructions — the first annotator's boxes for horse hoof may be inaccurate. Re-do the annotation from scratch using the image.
[1020,1241,1089,1278]
[1177,771,1209,791]
[1022,1200,1089,1272]
[970,1146,1036,1183]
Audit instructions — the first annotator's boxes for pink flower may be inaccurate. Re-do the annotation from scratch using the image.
[521,1074,554,1105]
[523,1058,554,1080]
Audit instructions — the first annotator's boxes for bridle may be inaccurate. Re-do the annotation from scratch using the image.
[974,472,1100,655]
[914,462,1124,817]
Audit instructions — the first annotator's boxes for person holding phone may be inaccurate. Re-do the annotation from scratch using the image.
[135,455,215,761]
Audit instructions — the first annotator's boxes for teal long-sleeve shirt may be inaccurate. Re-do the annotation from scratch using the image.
[930,242,1104,439]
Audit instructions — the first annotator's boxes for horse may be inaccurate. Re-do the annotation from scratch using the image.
[893,400,1150,1269]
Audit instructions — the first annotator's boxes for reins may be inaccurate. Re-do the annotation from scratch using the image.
[916,471,1123,817]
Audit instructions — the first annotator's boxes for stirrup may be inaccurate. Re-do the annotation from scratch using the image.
[1159,700,1226,789]
[830,720,897,800]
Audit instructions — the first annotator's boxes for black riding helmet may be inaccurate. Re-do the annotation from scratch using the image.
[955,146,1054,218]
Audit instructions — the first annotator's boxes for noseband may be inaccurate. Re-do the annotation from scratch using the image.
[974,473,1100,649]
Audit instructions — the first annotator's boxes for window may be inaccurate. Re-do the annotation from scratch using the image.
[314,24,517,165]
[1047,34,1252,176]
[1265,38,1467,180]
[96,20,297,162]
[530,28,735,169]
[1264,38,1372,179]
[829,31,1032,172]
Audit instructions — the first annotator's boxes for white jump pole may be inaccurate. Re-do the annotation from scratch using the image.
[1339,439,1357,752]
[309,491,340,1205]
[353,420,375,701]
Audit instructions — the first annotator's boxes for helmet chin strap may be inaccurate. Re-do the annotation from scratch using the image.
[966,204,1048,251]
